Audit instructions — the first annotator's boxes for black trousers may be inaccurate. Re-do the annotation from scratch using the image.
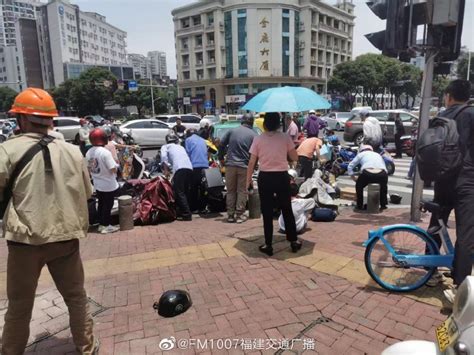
[356,170,388,209]
[173,169,193,218]
[258,172,297,246]
[427,180,456,251]
[394,133,403,157]
[97,189,118,226]
[453,180,474,286]
[190,168,207,212]
[298,156,313,180]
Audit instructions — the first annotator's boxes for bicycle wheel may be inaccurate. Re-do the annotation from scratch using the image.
[364,227,439,292]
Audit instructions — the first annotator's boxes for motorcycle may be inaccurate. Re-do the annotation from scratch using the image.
[331,146,395,177]
[382,276,474,355]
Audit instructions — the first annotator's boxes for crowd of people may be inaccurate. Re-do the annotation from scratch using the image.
[0,78,472,353]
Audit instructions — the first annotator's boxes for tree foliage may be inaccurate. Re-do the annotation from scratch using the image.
[328,53,422,109]
[0,87,17,112]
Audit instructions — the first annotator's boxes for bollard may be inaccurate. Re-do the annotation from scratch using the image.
[118,195,134,231]
[248,189,261,219]
[367,184,380,214]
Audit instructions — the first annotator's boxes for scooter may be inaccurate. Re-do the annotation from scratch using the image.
[382,276,474,355]
[332,146,395,176]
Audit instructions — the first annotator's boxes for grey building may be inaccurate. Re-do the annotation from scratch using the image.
[172,0,355,113]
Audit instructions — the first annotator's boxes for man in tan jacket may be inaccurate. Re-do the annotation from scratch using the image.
[0,88,97,354]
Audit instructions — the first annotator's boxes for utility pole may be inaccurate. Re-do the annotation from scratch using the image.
[410,48,436,222]
[150,76,155,117]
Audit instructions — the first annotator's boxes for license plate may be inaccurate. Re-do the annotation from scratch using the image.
[436,316,458,352]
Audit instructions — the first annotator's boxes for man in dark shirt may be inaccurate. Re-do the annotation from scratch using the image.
[218,114,257,223]
[172,118,186,135]
[427,80,474,302]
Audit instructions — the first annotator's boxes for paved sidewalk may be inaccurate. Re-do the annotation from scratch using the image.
[0,208,452,354]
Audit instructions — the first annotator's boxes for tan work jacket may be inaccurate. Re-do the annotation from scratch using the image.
[0,133,93,245]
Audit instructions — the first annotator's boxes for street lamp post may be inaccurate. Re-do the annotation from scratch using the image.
[325,67,331,98]
[150,76,155,118]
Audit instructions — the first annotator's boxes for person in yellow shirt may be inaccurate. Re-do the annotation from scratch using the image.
[0,88,98,354]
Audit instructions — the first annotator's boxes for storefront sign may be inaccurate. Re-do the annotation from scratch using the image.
[183,97,191,105]
[225,95,246,104]
[191,97,203,104]
[258,11,272,76]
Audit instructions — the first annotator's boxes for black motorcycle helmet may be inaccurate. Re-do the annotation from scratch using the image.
[165,132,179,144]
[153,290,192,318]
[390,194,402,204]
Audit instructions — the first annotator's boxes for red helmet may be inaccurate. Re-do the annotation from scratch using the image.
[89,128,108,146]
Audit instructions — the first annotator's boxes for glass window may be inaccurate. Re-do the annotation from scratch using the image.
[58,119,80,127]
[224,12,233,78]
[283,14,290,33]
[371,112,388,122]
[151,121,169,129]
[282,37,290,76]
[127,121,151,129]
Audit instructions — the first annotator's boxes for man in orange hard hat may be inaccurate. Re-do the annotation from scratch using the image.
[0,88,98,354]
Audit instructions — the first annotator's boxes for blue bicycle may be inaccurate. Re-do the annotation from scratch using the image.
[363,200,465,292]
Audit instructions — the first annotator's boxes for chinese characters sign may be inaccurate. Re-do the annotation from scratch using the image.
[258,12,271,76]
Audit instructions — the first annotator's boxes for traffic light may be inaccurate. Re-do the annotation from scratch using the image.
[366,0,465,62]
[428,0,465,61]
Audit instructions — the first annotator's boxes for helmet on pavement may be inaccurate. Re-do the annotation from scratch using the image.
[89,128,108,146]
[9,88,58,126]
[288,169,298,180]
[166,132,179,144]
[153,290,192,318]
[390,194,402,204]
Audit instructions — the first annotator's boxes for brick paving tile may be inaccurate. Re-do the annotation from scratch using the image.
[0,208,448,354]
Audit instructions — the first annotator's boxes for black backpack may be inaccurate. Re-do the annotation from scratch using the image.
[416,105,471,181]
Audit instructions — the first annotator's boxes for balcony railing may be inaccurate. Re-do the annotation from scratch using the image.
[311,42,317,48]
[176,24,204,35]
[195,44,203,51]
[311,59,317,65]
[206,42,215,49]
[319,23,348,37]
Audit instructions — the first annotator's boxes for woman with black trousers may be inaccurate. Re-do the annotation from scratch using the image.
[246,112,301,256]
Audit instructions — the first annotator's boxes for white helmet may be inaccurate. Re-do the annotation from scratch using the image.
[200,118,211,128]
[309,110,316,114]
[288,169,298,180]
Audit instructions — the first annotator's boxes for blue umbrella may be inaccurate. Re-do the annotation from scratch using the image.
[242,86,331,113]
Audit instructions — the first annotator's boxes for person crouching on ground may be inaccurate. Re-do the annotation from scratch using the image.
[1,88,98,354]
[246,112,301,256]
[86,128,120,234]
[279,183,316,234]
[348,145,388,212]
[161,133,194,221]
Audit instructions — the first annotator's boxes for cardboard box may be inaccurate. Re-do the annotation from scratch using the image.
[340,186,356,201]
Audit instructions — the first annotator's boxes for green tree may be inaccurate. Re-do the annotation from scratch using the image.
[456,50,474,95]
[0,87,17,112]
[328,60,361,109]
[432,75,450,104]
[50,79,77,114]
[69,67,117,116]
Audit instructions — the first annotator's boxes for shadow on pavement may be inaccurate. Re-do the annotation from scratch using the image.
[25,335,76,354]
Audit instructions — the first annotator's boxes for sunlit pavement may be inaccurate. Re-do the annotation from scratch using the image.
[0,208,453,354]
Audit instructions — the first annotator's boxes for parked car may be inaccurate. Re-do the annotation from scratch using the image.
[211,121,262,145]
[322,112,352,131]
[52,117,81,143]
[202,115,220,125]
[350,106,373,115]
[343,110,418,145]
[166,114,201,130]
[119,119,171,147]
[154,114,181,123]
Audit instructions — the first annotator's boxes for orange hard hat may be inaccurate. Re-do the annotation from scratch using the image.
[9,88,58,118]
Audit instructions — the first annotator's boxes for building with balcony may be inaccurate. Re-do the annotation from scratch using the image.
[128,53,149,79]
[172,0,355,113]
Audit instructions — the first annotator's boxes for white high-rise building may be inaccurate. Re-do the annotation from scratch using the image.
[128,53,149,79]
[37,0,131,87]
[147,50,167,77]
[0,0,41,46]
[172,0,355,113]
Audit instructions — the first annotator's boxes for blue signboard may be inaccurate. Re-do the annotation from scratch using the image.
[204,100,213,109]
[128,80,138,92]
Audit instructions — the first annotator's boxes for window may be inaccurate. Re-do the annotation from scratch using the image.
[207,12,214,26]
[182,115,200,124]
[401,113,415,122]
[150,121,169,129]
[224,12,233,78]
[371,112,389,122]
[127,121,152,129]
[59,119,80,127]
[183,71,190,80]
[237,9,247,77]
[192,15,201,26]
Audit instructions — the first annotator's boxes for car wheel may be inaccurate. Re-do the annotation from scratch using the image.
[386,161,395,176]
[354,132,364,146]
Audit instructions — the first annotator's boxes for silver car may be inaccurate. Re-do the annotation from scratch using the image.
[52,117,81,143]
[166,114,202,130]
[120,119,171,147]
[322,112,352,131]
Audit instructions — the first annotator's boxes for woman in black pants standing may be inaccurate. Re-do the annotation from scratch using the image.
[246,112,301,256]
